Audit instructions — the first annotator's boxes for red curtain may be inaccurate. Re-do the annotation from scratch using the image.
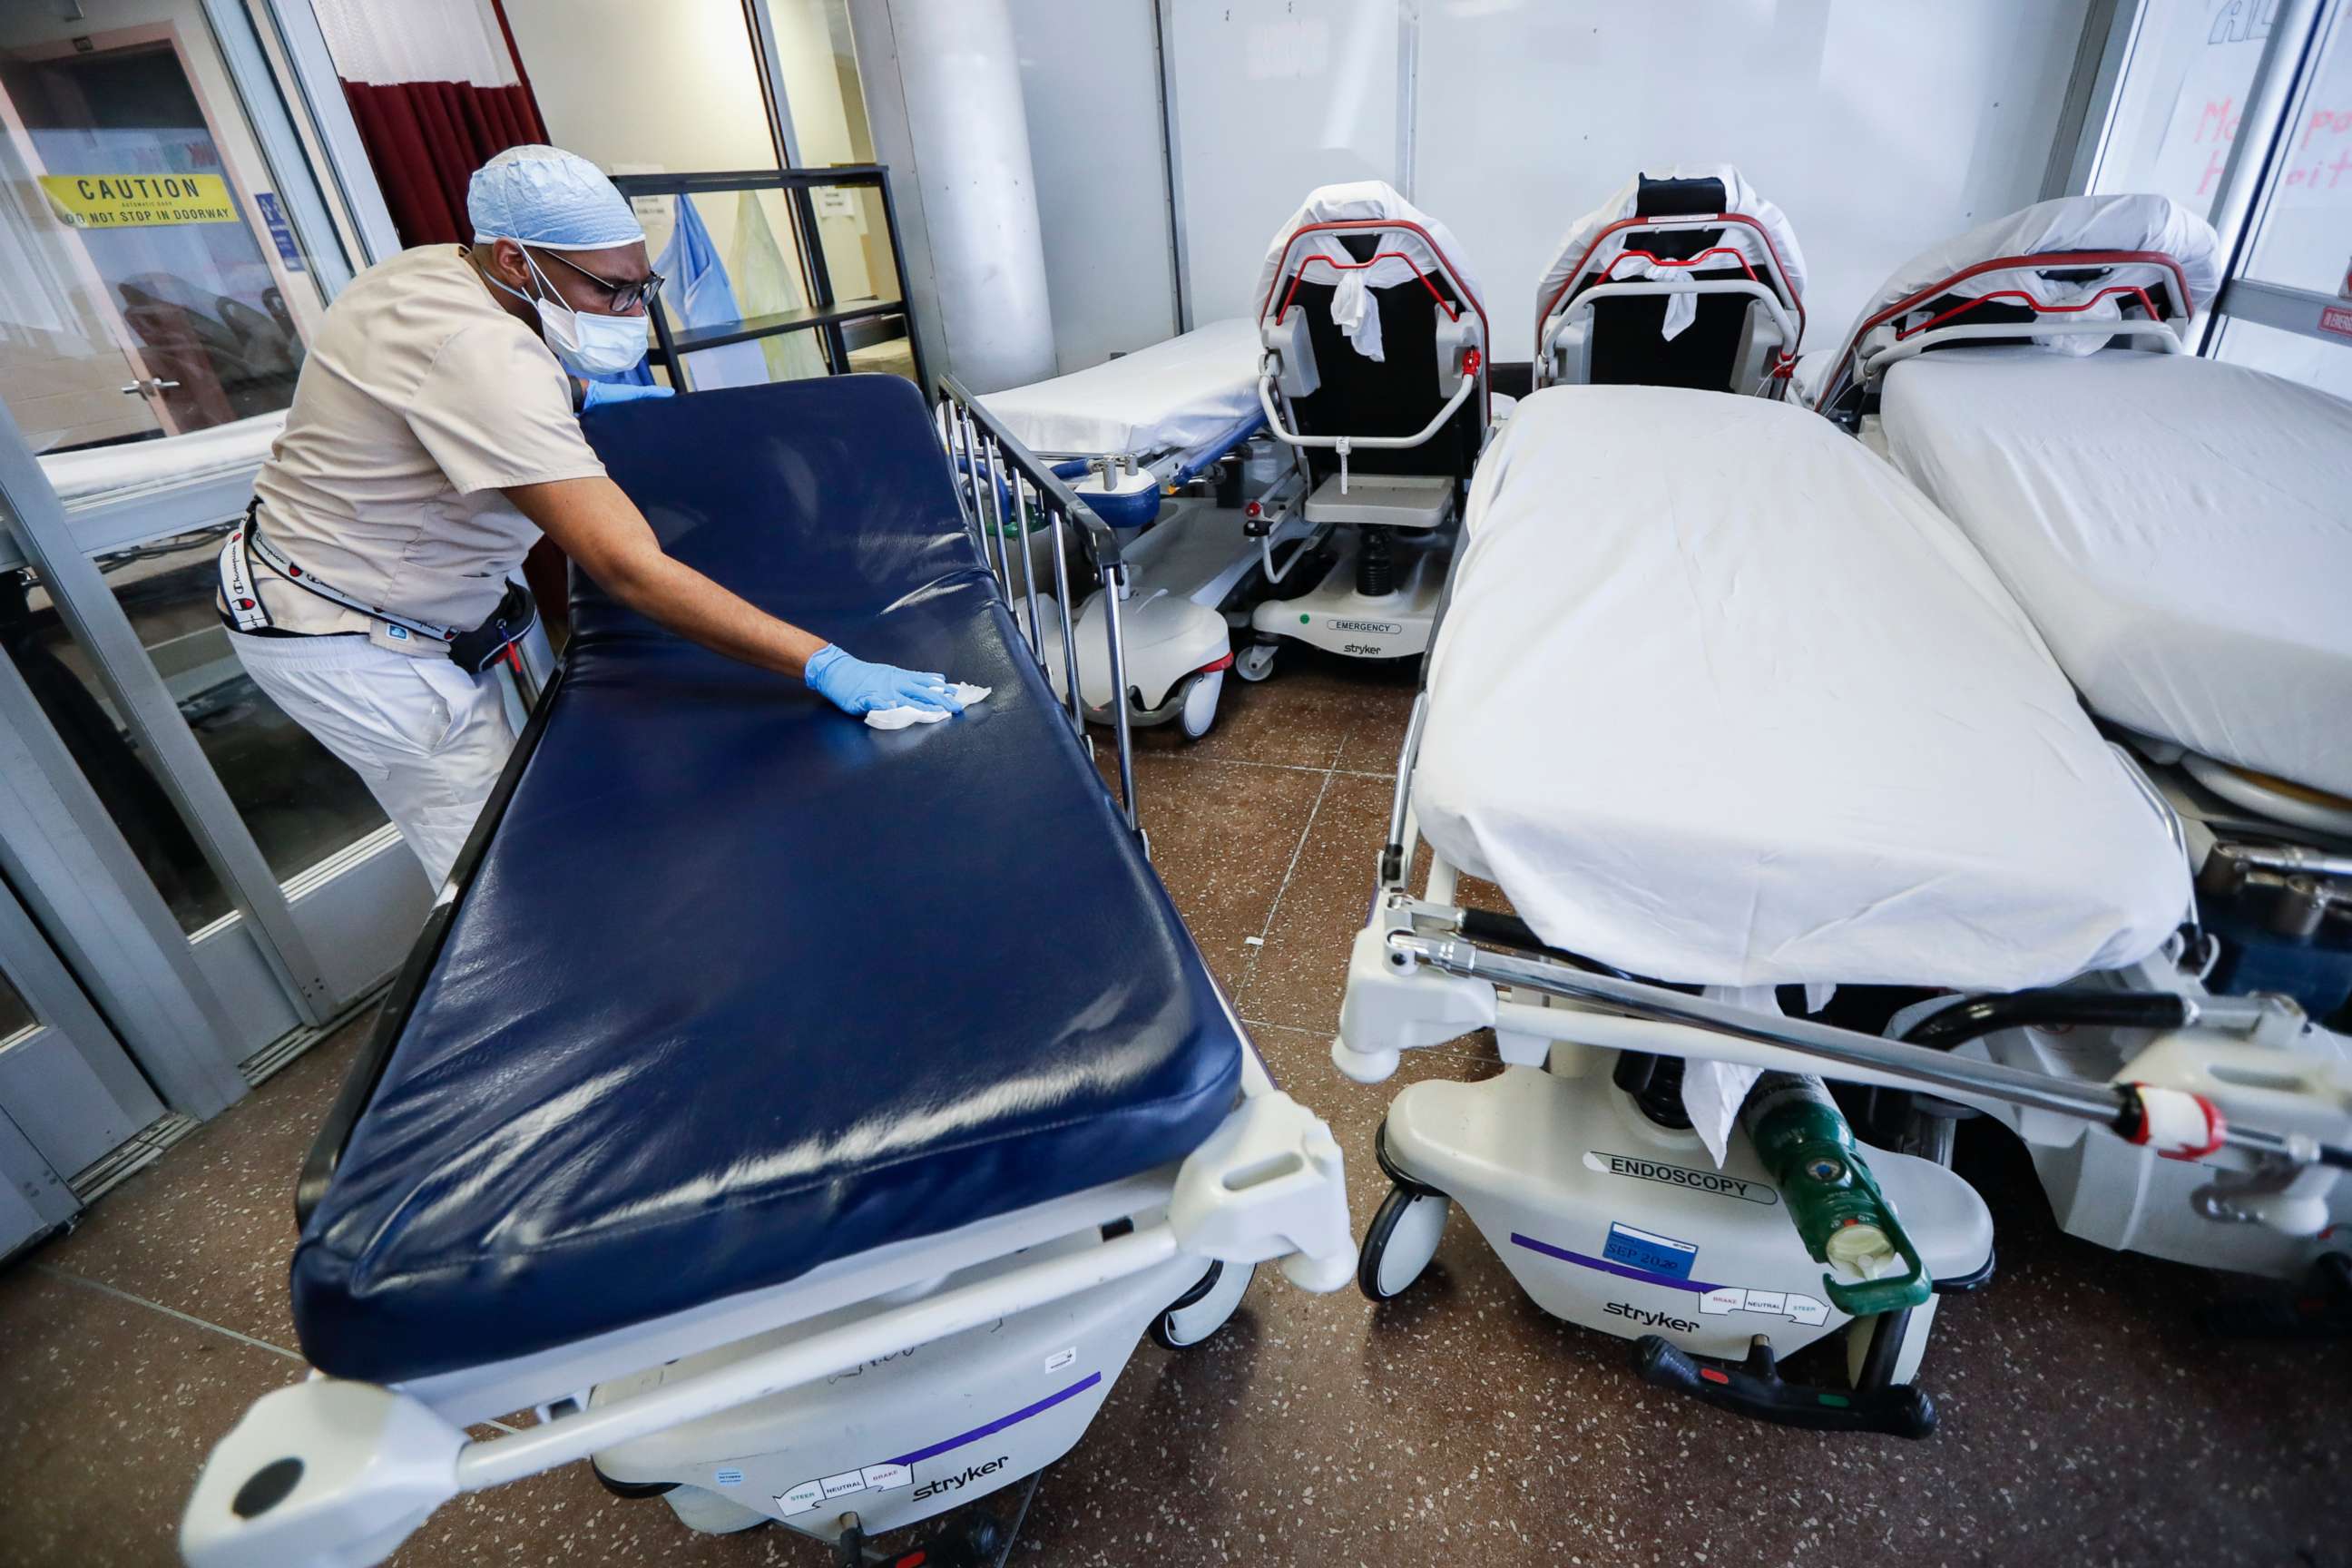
[340,78,549,248]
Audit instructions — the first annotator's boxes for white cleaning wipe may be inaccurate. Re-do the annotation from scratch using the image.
[863,682,991,731]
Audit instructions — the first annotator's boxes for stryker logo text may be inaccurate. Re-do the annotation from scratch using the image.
[1604,1300,1699,1333]
[910,1455,1009,1503]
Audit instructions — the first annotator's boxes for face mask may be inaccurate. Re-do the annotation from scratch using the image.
[487,247,649,378]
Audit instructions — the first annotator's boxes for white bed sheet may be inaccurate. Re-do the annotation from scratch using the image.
[1416,384,2188,989]
[1881,346,2352,799]
[39,411,285,509]
[981,319,1259,461]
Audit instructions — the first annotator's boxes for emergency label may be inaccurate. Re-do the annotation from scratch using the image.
[1585,1150,1777,1205]
[1602,1221,1698,1280]
[40,173,238,229]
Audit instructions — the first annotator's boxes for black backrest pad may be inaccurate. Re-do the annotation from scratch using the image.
[1286,272,1481,481]
[1589,280,1756,390]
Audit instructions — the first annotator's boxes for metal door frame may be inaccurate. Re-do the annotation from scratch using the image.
[0,859,167,1180]
[0,633,245,1118]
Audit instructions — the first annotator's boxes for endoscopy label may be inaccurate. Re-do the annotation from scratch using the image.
[1602,1221,1698,1281]
[1585,1150,1778,1205]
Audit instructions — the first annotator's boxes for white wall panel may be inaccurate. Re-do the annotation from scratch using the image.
[1152,1,2092,360]
[1168,0,1399,325]
[1006,0,1179,369]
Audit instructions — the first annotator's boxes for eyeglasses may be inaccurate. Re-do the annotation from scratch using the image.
[531,246,666,314]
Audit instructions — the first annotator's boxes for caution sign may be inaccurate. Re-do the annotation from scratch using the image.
[38,173,238,230]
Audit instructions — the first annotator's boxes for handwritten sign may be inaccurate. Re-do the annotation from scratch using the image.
[40,172,237,229]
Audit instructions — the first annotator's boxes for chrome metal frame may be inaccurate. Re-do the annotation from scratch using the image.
[935,375,1140,833]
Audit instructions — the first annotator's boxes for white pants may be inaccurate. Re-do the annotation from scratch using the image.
[229,631,516,887]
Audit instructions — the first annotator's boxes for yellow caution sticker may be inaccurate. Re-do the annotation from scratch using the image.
[38,172,238,229]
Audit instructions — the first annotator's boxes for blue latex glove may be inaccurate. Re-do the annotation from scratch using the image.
[580,380,674,412]
[803,644,965,718]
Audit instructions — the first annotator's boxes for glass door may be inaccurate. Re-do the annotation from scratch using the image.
[0,0,428,1083]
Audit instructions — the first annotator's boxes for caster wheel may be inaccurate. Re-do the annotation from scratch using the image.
[1358,1181,1450,1302]
[1177,668,1224,741]
[1233,642,1279,683]
[1151,1259,1255,1348]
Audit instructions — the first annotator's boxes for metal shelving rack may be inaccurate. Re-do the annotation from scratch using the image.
[610,164,926,392]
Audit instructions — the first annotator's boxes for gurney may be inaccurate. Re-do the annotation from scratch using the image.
[181,377,1354,1566]
[982,317,1266,530]
[972,319,1280,739]
[1817,192,2352,1029]
[1533,165,1806,396]
[1245,181,1491,668]
[1334,384,2352,1434]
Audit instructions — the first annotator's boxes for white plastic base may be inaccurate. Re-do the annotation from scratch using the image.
[1028,504,1260,720]
[592,1232,1194,1544]
[1250,530,1449,661]
[1381,1064,1992,1362]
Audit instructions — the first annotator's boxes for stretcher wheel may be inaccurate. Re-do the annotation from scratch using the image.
[1233,642,1279,683]
[1358,1181,1450,1302]
[1151,1259,1256,1349]
[1177,669,1224,741]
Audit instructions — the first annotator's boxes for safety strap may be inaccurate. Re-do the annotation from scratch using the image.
[215,515,273,633]
[218,501,462,644]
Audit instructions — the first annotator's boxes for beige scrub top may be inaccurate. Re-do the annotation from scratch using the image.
[243,244,606,654]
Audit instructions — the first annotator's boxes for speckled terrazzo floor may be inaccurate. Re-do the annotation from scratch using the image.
[4,649,2346,1567]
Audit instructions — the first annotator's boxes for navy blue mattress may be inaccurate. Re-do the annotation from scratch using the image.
[291,376,1242,1385]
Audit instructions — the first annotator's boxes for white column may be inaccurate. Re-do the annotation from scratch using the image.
[850,0,1058,391]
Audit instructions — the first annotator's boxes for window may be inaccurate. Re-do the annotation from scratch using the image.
[0,7,332,456]
[3,530,391,934]
[2093,0,2284,219]
[2235,1,2352,292]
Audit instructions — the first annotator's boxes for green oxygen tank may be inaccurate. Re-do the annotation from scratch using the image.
[1740,1071,1930,1317]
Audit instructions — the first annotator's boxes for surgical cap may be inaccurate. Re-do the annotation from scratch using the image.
[466,144,643,250]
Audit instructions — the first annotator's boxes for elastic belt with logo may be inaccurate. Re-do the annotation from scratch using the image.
[218,499,536,674]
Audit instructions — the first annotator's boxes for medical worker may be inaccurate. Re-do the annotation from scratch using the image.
[220,145,957,885]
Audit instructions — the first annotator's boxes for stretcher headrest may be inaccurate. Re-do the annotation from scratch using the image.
[1635,175,1728,218]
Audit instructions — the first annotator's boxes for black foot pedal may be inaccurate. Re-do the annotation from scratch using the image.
[1633,1334,1936,1438]
[2204,1252,2352,1339]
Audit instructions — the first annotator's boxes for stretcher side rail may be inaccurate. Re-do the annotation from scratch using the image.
[936,373,1141,833]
